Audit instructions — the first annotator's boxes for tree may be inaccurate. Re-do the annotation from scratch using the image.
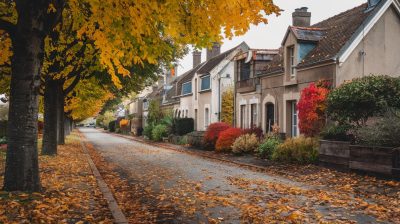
[297,81,330,137]
[0,0,281,191]
[221,87,234,125]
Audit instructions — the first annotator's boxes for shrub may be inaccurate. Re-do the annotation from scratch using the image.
[354,109,400,147]
[232,134,259,155]
[221,88,234,125]
[152,124,168,142]
[120,119,129,127]
[242,127,264,140]
[204,122,231,148]
[272,137,318,164]
[258,134,281,159]
[320,124,353,141]
[178,135,188,145]
[38,121,44,134]
[108,120,117,132]
[327,75,400,126]
[143,124,153,139]
[215,128,243,152]
[298,81,330,137]
[173,118,194,135]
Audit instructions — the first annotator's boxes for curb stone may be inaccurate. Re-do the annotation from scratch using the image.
[79,134,129,224]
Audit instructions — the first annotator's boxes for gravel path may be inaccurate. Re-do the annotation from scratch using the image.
[80,128,387,223]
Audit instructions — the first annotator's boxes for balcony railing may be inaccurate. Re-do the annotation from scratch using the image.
[236,78,259,93]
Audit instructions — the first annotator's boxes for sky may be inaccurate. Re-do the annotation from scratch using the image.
[177,0,366,75]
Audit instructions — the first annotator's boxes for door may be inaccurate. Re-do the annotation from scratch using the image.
[240,105,246,128]
[265,103,275,132]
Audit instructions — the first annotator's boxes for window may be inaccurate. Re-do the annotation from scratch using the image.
[250,104,257,128]
[291,101,298,137]
[288,46,295,77]
[185,110,188,118]
[194,78,198,100]
[205,108,210,128]
[238,59,251,81]
[240,105,246,128]
[182,81,192,95]
[201,75,211,91]
[194,109,198,130]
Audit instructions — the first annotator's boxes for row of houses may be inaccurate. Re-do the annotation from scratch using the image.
[125,0,400,137]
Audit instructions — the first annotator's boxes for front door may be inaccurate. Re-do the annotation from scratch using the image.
[265,103,274,132]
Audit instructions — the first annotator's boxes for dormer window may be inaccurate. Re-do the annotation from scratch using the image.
[288,46,295,77]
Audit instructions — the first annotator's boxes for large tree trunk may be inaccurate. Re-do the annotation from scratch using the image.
[3,3,47,192]
[42,79,58,155]
[57,83,65,145]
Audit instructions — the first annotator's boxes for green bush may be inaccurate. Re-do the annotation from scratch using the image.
[272,137,319,164]
[143,124,154,140]
[355,109,400,147]
[258,134,281,159]
[178,135,188,145]
[327,75,400,126]
[108,120,117,132]
[320,124,353,141]
[231,134,259,155]
[152,124,168,142]
[173,118,194,136]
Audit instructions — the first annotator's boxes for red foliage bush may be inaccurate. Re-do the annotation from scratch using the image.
[215,128,243,152]
[242,126,263,140]
[298,81,330,137]
[38,121,44,135]
[203,122,231,148]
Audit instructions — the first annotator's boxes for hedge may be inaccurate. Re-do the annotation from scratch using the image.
[108,120,117,132]
[173,118,194,136]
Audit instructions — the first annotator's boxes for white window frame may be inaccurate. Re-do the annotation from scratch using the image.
[288,46,295,78]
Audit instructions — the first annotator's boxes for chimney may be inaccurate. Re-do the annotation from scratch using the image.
[292,7,311,27]
[206,42,221,60]
[367,0,381,9]
[193,50,201,68]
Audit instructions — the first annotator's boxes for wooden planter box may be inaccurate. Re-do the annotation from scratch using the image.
[319,140,400,178]
[319,140,350,170]
[349,145,399,176]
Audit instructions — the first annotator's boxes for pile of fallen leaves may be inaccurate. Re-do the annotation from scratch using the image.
[0,133,113,223]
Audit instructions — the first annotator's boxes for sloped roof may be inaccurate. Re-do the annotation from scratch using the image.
[197,48,237,75]
[263,2,380,74]
[298,2,374,68]
[176,62,205,96]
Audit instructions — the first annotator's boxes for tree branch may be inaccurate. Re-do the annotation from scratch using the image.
[64,73,81,95]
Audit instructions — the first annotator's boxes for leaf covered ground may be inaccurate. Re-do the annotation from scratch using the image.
[0,134,113,223]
